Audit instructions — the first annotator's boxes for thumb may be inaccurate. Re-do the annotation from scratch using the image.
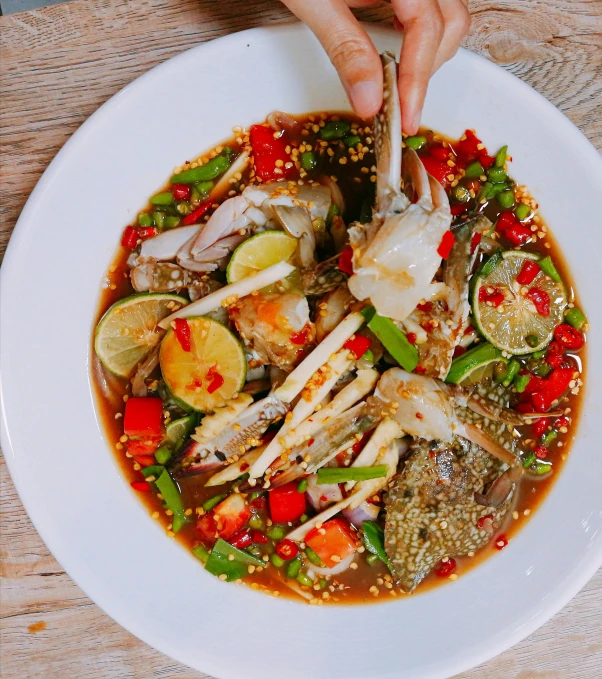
[282,0,383,118]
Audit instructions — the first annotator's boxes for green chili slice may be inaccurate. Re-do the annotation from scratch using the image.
[404,135,427,151]
[514,203,531,221]
[317,465,388,485]
[362,520,390,568]
[297,478,308,493]
[343,135,362,148]
[320,121,351,140]
[465,161,485,178]
[296,571,313,587]
[150,191,174,206]
[266,524,287,541]
[502,359,521,387]
[286,557,302,579]
[367,313,418,372]
[565,307,586,330]
[300,151,317,171]
[513,373,530,393]
[538,256,562,284]
[494,145,508,168]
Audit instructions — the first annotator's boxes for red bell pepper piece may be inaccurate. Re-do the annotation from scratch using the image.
[171,184,191,201]
[181,198,213,225]
[305,517,357,566]
[526,287,550,317]
[479,154,495,169]
[124,397,163,437]
[554,415,570,430]
[138,227,158,240]
[249,124,296,182]
[121,226,139,249]
[421,155,451,186]
[437,230,456,259]
[344,334,372,359]
[516,260,540,285]
[269,482,306,523]
[338,245,354,275]
[553,323,584,350]
[275,538,299,561]
[173,318,191,352]
[505,223,532,247]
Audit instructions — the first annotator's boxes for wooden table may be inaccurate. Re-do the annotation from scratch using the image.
[1,1,601,677]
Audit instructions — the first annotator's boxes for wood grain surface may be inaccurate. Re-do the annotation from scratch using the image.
[1,1,601,678]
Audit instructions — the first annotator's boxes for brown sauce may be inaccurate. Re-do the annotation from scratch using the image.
[91,112,586,604]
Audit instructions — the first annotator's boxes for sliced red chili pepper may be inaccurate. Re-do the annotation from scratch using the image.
[130,480,151,492]
[452,345,467,358]
[470,232,482,254]
[522,374,547,395]
[450,203,468,216]
[532,417,550,438]
[250,495,267,511]
[478,286,505,308]
[476,514,495,531]
[414,366,426,374]
[530,367,574,412]
[434,558,456,578]
[343,334,372,359]
[417,301,433,313]
[138,226,158,240]
[526,287,550,317]
[495,212,517,233]
[547,340,564,355]
[429,145,449,161]
[249,124,295,182]
[121,226,139,249]
[421,156,451,186]
[553,416,570,430]
[547,354,563,368]
[494,534,509,550]
[171,184,191,200]
[437,230,456,259]
[516,260,540,285]
[534,444,548,459]
[276,539,299,561]
[505,223,532,247]
[338,245,354,275]
[553,323,584,350]
[181,198,213,225]
[229,529,253,550]
[173,318,191,352]
[207,366,224,394]
[252,530,268,544]
[479,153,495,169]
[290,325,311,345]
[455,129,485,163]
[406,332,417,345]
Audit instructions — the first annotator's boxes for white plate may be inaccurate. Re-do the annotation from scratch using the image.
[1,23,601,679]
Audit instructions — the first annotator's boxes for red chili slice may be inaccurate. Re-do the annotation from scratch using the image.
[534,444,548,459]
[421,156,451,185]
[290,325,310,345]
[476,514,495,531]
[252,530,268,544]
[470,232,482,254]
[516,260,540,285]
[450,203,468,216]
[429,145,450,161]
[505,223,532,247]
[406,332,417,345]
[553,323,584,350]
[229,529,253,550]
[532,417,550,438]
[343,334,372,359]
[207,366,224,394]
[276,539,299,561]
[526,287,550,317]
[130,481,151,492]
[495,212,517,233]
[173,318,191,352]
[172,184,191,200]
[181,198,214,225]
[494,534,509,550]
[434,558,456,578]
[554,416,570,430]
[338,245,354,275]
[437,230,456,259]
[121,226,139,249]
[478,286,505,308]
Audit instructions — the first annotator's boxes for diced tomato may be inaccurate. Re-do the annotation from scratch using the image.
[553,323,584,350]
[494,534,509,550]
[437,230,456,259]
[450,203,468,216]
[181,198,213,225]
[532,417,550,438]
[171,184,191,200]
[126,436,162,460]
[121,226,139,249]
[495,212,518,233]
[526,287,550,317]
[131,481,151,492]
[249,124,296,182]
[505,223,532,247]
[195,512,219,547]
[305,517,357,566]
[338,245,354,275]
[229,529,253,550]
[196,494,251,547]
[124,397,163,437]
[207,365,224,394]
[434,558,456,577]
[516,260,540,285]
[470,232,482,254]
[276,539,299,561]
[252,530,268,544]
[534,444,548,459]
[421,156,451,186]
[344,334,372,359]
[269,482,306,523]
[174,318,191,352]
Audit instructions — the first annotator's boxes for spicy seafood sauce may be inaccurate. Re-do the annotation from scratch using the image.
[92,112,586,604]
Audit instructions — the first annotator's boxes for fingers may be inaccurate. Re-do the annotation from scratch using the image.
[432,0,471,73]
[392,0,445,135]
[282,0,383,118]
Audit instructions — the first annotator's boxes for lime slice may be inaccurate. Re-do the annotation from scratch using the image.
[95,293,187,378]
[226,230,297,284]
[164,414,198,452]
[160,316,246,412]
[445,342,503,385]
[472,251,567,355]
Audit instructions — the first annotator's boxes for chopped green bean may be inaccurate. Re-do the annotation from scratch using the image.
[317,465,388,485]
[202,493,227,512]
[152,211,166,229]
[565,307,587,330]
[495,145,508,167]
[155,470,187,533]
[154,446,172,465]
[404,135,427,150]
[343,135,362,148]
[171,153,231,183]
[497,190,515,208]
[522,451,537,468]
[366,554,380,566]
[487,182,510,198]
[271,553,285,568]
[452,185,471,203]
[532,461,552,475]
[164,216,181,229]
[487,167,507,183]
[194,180,214,197]
[304,546,323,567]
[513,373,530,393]
[531,349,547,360]
[368,313,418,372]
[141,464,164,480]
[502,359,520,387]
[192,544,210,563]
[538,256,562,284]
[297,478,308,493]
[361,349,375,364]
[494,361,509,384]
[300,151,317,171]
[465,161,485,178]
[534,362,552,377]
[299,514,308,523]
[514,203,531,221]
[319,578,327,589]
[138,212,154,227]
[320,121,351,140]
[286,557,302,579]
[476,182,492,203]
[542,430,558,446]
[266,525,287,541]
[250,491,264,501]
[296,572,313,587]
[249,515,264,530]
[150,191,174,206]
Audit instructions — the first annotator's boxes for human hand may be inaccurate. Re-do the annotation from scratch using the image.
[280,0,470,134]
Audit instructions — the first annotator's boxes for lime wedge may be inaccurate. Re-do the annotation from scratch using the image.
[471,251,567,355]
[226,230,297,284]
[160,317,246,412]
[445,342,503,385]
[164,414,198,452]
[95,293,187,378]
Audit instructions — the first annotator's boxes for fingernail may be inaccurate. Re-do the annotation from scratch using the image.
[348,80,381,119]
